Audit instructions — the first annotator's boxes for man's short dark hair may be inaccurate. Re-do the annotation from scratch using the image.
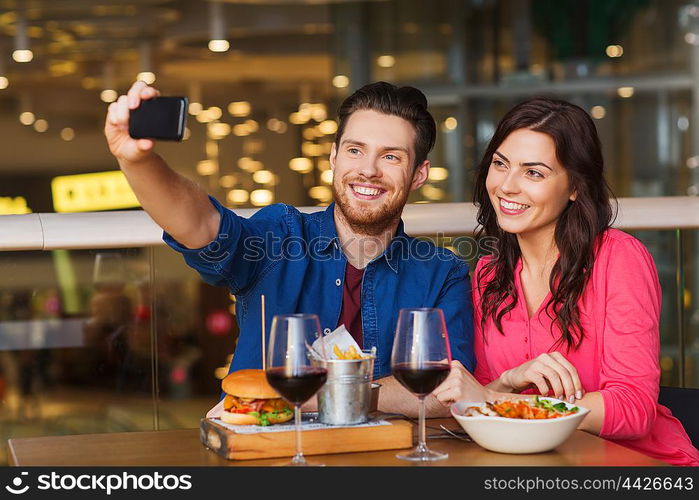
[334,81,437,168]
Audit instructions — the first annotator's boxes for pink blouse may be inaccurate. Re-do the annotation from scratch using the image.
[472,229,699,466]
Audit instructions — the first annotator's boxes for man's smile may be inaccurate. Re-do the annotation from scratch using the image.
[349,183,387,200]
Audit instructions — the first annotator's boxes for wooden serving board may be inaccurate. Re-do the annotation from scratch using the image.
[200,417,413,460]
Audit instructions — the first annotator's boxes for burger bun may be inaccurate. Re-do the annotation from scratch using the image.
[222,369,280,399]
[220,411,259,425]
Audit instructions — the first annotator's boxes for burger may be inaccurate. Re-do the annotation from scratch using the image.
[220,369,293,426]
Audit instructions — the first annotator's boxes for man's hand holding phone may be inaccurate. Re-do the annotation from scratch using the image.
[103,81,219,249]
[105,81,162,165]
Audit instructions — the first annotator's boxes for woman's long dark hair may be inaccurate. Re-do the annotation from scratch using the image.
[473,97,616,351]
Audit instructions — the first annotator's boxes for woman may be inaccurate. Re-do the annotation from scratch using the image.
[433,97,699,466]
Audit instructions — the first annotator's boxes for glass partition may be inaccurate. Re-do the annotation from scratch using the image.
[0,226,695,464]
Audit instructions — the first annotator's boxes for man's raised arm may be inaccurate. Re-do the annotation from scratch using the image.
[104,81,220,249]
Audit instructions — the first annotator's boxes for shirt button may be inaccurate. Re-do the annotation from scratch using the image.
[335,278,342,286]
[525,354,530,359]
[323,328,331,335]
[524,337,528,343]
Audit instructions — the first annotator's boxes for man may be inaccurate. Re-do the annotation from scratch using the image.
[105,80,475,417]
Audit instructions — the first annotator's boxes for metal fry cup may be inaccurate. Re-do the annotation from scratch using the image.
[316,348,377,425]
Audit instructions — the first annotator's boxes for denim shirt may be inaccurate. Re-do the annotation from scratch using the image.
[164,197,475,379]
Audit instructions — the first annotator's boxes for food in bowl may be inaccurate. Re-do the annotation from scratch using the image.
[451,397,589,454]
[463,396,579,420]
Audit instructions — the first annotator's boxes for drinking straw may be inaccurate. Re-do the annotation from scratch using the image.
[261,295,266,370]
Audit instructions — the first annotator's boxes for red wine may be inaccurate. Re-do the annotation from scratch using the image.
[392,362,450,396]
[266,366,328,405]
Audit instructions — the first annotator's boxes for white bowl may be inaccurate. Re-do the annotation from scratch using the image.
[450,398,589,454]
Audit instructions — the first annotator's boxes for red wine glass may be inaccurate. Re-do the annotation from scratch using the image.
[266,314,327,466]
[391,308,451,461]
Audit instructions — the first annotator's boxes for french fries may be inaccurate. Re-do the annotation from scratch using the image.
[332,344,369,360]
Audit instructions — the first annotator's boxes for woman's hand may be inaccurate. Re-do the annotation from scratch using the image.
[497,352,583,403]
[432,360,494,406]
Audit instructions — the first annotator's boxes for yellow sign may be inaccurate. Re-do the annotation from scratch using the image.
[0,196,32,214]
[51,171,140,213]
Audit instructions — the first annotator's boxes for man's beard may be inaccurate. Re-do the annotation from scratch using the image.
[332,178,408,236]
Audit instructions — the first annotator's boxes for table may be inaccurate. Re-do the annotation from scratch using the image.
[7,418,663,466]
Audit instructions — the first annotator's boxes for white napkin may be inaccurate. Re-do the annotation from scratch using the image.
[311,324,362,360]
[206,398,225,419]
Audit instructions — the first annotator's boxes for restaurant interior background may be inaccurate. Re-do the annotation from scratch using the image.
[0,0,697,464]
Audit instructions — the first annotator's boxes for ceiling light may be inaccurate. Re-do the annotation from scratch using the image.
[302,128,317,141]
[101,62,117,103]
[252,170,277,185]
[137,71,156,85]
[33,119,48,133]
[250,189,273,206]
[302,143,323,157]
[19,111,35,125]
[209,40,230,52]
[289,112,307,125]
[13,10,33,63]
[137,42,155,84]
[228,101,251,117]
[311,104,327,122]
[617,86,634,98]
[265,118,288,134]
[605,45,623,58]
[289,157,313,173]
[266,118,280,131]
[227,189,249,204]
[196,160,218,176]
[318,120,337,135]
[377,55,395,68]
[590,105,606,119]
[60,127,75,141]
[13,49,33,63]
[207,107,222,120]
[189,102,203,115]
[428,167,449,181]
[208,122,231,139]
[208,1,229,52]
[244,119,259,133]
[233,124,251,136]
[0,77,8,90]
[100,89,117,103]
[309,186,332,202]
[332,75,350,88]
[238,157,263,172]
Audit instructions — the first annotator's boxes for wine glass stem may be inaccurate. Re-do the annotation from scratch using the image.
[417,395,428,453]
[291,405,305,464]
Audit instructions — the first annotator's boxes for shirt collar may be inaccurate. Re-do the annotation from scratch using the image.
[382,220,406,274]
[321,202,406,274]
[318,203,340,252]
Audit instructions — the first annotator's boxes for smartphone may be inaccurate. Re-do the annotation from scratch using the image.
[129,96,188,141]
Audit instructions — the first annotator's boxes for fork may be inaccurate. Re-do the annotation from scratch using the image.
[430,424,473,443]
